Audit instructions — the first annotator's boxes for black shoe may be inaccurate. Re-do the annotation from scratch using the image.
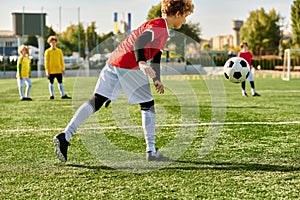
[253,93,261,96]
[53,133,70,162]
[21,97,32,101]
[146,149,163,161]
[50,96,54,100]
[242,93,248,97]
[61,95,71,99]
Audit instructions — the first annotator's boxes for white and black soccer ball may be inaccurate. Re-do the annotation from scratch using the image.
[224,57,250,83]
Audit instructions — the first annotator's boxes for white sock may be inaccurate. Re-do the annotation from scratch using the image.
[58,83,66,96]
[64,102,94,142]
[49,83,54,96]
[18,86,24,99]
[25,81,31,98]
[17,79,24,98]
[142,110,156,152]
[242,89,247,95]
[251,88,256,95]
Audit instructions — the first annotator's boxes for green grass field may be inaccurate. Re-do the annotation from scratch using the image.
[0,74,299,199]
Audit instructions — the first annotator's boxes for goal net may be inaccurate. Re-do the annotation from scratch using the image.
[282,48,300,81]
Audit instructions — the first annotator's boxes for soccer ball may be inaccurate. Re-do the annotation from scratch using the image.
[224,57,250,83]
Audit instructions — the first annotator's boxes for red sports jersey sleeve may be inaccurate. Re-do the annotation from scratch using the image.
[107,18,169,69]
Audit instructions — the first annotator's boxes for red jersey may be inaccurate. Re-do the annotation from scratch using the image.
[107,18,169,69]
[238,51,253,68]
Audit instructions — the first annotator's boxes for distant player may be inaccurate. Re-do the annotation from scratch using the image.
[53,0,194,162]
[44,35,71,100]
[238,42,260,97]
[16,45,32,101]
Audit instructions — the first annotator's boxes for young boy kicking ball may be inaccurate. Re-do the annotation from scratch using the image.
[53,0,194,162]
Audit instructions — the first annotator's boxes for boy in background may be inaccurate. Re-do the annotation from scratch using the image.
[16,45,32,101]
[238,42,260,97]
[44,35,71,100]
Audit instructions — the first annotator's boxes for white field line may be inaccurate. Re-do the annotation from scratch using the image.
[2,121,300,133]
[1,89,300,99]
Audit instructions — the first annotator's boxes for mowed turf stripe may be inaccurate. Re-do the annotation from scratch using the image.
[2,120,300,133]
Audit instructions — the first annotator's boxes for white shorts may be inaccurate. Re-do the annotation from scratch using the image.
[94,64,153,104]
[246,69,254,82]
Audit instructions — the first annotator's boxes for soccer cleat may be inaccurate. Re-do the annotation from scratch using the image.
[50,96,54,100]
[252,93,261,97]
[53,132,70,162]
[242,93,248,97]
[61,94,71,99]
[21,97,32,101]
[146,149,163,161]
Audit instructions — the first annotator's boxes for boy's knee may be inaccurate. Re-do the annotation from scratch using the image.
[140,100,155,112]
[88,94,108,112]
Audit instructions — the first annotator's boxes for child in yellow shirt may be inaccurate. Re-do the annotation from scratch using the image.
[44,35,71,100]
[16,45,32,101]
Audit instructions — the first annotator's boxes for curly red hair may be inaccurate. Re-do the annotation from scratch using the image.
[161,0,194,17]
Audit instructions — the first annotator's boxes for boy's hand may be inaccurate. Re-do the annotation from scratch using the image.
[154,80,164,94]
[139,62,156,78]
